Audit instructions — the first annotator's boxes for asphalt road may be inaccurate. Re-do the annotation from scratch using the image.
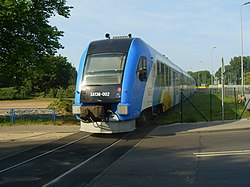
[88,121,250,187]
[1,120,250,186]
[0,125,156,187]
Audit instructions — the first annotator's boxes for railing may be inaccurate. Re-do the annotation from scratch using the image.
[0,108,56,124]
[197,85,250,98]
[208,85,250,97]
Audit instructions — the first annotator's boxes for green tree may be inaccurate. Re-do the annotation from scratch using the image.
[229,56,241,85]
[215,56,250,85]
[0,0,72,88]
[215,65,232,85]
[33,55,76,97]
[245,72,250,85]
[188,70,211,86]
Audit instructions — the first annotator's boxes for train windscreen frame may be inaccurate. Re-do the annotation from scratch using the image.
[82,52,127,86]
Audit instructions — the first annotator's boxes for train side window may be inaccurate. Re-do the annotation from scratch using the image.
[156,61,161,86]
[165,66,170,86]
[173,71,176,87]
[136,56,147,82]
[161,63,165,86]
[169,68,172,86]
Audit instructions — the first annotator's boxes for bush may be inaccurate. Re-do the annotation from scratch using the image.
[0,87,19,99]
[48,98,74,115]
[56,87,67,99]
[66,85,75,98]
[0,85,76,99]
[56,86,75,98]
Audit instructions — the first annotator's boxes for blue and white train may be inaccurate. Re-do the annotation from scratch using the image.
[73,34,195,133]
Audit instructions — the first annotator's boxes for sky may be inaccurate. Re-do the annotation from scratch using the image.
[50,0,250,74]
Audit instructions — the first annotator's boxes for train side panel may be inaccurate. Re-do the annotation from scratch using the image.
[141,47,195,114]
[118,38,151,120]
[72,46,89,117]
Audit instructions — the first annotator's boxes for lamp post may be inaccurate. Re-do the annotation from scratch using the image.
[211,47,216,86]
[240,2,250,95]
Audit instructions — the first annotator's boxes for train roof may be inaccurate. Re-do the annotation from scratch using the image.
[87,37,194,80]
[88,38,133,55]
[146,42,192,78]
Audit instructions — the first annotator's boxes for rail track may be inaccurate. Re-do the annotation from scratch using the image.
[0,125,155,186]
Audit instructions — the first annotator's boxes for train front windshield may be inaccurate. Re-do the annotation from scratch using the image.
[82,53,126,86]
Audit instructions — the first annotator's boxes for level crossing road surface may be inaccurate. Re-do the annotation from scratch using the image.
[88,119,250,187]
[0,119,250,186]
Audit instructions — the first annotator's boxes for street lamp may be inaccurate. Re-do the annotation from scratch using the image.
[211,47,216,86]
[240,1,250,95]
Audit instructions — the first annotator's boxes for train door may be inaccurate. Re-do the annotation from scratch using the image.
[134,56,148,116]
[152,60,163,114]
[141,56,156,112]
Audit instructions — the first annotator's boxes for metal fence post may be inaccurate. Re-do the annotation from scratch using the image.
[52,108,56,122]
[10,108,15,124]
[234,87,237,119]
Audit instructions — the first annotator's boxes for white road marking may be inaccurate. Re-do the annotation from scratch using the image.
[194,150,250,157]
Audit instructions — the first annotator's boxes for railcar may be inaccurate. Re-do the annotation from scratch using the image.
[72,34,195,133]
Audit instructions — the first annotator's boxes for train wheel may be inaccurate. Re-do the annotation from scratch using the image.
[136,108,152,127]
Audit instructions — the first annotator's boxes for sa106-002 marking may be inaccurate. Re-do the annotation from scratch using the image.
[90,92,110,97]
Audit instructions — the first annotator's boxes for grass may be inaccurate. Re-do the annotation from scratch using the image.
[0,92,249,126]
[155,91,250,125]
[0,98,78,126]
[0,115,79,126]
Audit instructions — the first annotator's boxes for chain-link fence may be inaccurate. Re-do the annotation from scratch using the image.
[208,85,250,97]
[179,86,250,123]
[0,108,56,124]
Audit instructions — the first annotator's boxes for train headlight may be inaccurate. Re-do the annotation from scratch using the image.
[117,104,129,115]
[72,105,81,114]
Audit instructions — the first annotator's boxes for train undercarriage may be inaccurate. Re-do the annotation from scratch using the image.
[74,105,136,133]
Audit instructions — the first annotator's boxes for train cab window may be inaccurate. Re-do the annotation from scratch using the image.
[83,52,126,85]
[136,56,147,82]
